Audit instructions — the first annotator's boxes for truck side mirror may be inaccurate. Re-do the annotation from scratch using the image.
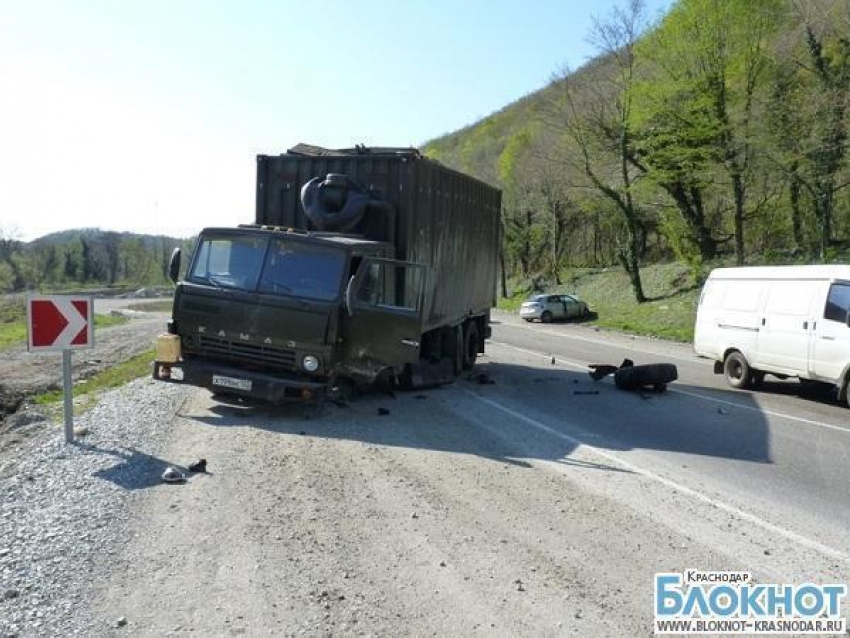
[168,248,182,284]
[344,276,355,316]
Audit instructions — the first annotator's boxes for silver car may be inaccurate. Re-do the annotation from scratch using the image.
[519,293,590,323]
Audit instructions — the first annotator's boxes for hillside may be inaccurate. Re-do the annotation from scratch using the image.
[423,0,850,303]
[0,228,195,293]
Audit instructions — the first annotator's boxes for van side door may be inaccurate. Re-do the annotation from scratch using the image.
[343,258,427,369]
[810,282,850,383]
[756,281,818,374]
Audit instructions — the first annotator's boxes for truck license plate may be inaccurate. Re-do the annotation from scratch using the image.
[212,375,252,392]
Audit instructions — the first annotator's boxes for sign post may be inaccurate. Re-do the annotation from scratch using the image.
[27,296,94,443]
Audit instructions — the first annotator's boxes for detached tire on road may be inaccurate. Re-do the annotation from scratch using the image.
[614,363,678,391]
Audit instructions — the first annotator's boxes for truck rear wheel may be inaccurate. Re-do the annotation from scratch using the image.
[462,322,479,371]
[438,325,464,376]
[724,351,753,389]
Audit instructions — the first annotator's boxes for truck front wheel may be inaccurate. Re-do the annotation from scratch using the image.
[462,322,479,371]
[724,351,754,389]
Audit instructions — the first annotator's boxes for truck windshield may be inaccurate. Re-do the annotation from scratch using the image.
[188,235,267,291]
[188,234,346,301]
[258,239,345,301]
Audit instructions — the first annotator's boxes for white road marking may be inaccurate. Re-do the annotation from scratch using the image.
[490,340,850,436]
[464,388,850,566]
[496,318,709,365]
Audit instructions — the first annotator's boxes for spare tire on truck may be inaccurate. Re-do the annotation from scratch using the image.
[300,173,372,231]
[614,363,678,392]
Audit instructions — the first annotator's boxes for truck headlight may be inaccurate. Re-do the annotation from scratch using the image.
[302,355,320,372]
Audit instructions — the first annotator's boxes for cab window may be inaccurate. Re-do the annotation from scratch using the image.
[824,284,850,323]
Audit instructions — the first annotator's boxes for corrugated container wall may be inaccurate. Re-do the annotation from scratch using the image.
[255,151,502,332]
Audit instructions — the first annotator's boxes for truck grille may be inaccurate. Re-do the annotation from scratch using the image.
[194,335,297,369]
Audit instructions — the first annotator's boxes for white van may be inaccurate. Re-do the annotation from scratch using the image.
[694,265,850,405]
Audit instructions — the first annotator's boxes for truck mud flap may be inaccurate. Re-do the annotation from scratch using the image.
[401,358,455,389]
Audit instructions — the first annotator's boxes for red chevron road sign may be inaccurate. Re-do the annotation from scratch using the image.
[27,296,93,351]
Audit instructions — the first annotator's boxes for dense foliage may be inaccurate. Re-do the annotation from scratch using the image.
[425,0,850,301]
[0,228,194,292]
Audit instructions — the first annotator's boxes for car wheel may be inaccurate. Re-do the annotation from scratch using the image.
[723,351,753,389]
[541,311,553,324]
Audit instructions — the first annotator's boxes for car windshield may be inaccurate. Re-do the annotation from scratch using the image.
[258,239,345,301]
[188,234,346,301]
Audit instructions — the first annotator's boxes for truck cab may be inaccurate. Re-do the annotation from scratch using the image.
[155,226,427,402]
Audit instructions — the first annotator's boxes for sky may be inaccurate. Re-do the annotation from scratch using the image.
[0,0,671,241]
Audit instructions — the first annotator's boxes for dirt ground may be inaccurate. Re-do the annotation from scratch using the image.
[0,298,170,422]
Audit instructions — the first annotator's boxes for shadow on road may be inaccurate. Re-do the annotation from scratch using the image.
[183,358,773,471]
[81,442,197,490]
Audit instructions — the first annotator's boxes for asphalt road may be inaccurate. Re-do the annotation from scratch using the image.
[79,310,849,636]
[490,312,850,565]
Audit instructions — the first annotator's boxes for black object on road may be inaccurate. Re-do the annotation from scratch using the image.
[378,407,390,416]
[614,363,677,392]
[188,459,208,473]
[588,358,677,392]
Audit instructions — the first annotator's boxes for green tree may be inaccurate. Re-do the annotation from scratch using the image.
[548,0,650,301]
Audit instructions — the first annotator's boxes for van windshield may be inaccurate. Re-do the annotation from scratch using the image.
[188,234,346,301]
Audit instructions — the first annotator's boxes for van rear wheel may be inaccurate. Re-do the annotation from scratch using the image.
[724,351,754,389]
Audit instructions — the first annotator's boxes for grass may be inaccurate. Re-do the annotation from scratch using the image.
[0,301,129,351]
[499,262,701,342]
[32,349,156,415]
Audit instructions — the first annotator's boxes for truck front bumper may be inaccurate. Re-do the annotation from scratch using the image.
[153,359,326,402]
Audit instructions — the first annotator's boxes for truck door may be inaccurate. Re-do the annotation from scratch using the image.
[344,258,427,368]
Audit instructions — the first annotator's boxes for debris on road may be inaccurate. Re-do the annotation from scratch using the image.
[470,372,495,385]
[588,363,622,381]
[160,467,186,484]
[377,407,390,416]
[588,358,677,393]
[573,390,600,396]
[188,459,207,473]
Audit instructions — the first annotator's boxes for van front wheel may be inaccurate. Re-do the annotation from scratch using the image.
[724,351,753,389]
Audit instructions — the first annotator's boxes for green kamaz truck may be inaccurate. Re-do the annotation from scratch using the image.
[154,144,501,402]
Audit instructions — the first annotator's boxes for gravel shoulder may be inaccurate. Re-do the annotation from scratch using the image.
[0,378,189,637]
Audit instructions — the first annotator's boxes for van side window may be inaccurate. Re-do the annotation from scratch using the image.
[824,284,850,323]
